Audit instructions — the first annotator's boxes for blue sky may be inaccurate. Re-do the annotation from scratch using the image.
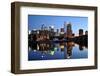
[28,15,88,36]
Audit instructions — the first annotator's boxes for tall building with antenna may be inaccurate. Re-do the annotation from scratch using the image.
[67,22,72,38]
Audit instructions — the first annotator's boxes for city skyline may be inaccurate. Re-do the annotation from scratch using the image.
[28,15,88,36]
[28,15,88,60]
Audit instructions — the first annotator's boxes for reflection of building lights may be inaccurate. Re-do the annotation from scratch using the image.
[41,55,44,58]
[54,47,57,51]
[71,42,75,46]
[50,51,55,55]
[67,56,71,59]
[37,45,39,50]
[60,45,64,49]
[28,47,31,51]
[33,50,36,52]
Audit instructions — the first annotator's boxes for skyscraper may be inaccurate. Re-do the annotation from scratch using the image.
[55,29,59,36]
[49,25,54,32]
[60,28,64,33]
[60,28,64,38]
[85,31,88,35]
[41,24,45,30]
[79,29,83,36]
[64,21,67,32]
[66,22,72,38]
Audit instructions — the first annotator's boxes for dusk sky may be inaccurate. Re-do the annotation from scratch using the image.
[28,15,88,36]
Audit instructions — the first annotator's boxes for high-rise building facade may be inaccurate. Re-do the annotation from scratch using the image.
[79,29,83,36]
[60,28,64,38]
[85,31,88,35]
[64,22,67,32]
[66,22,72,38]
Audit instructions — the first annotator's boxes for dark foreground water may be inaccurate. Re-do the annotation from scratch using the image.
[28,42,88,61]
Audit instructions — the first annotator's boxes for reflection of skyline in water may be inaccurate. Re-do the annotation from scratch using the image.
[28,42,88,60]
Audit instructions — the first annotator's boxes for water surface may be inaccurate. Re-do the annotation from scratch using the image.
[28,42,88,60]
